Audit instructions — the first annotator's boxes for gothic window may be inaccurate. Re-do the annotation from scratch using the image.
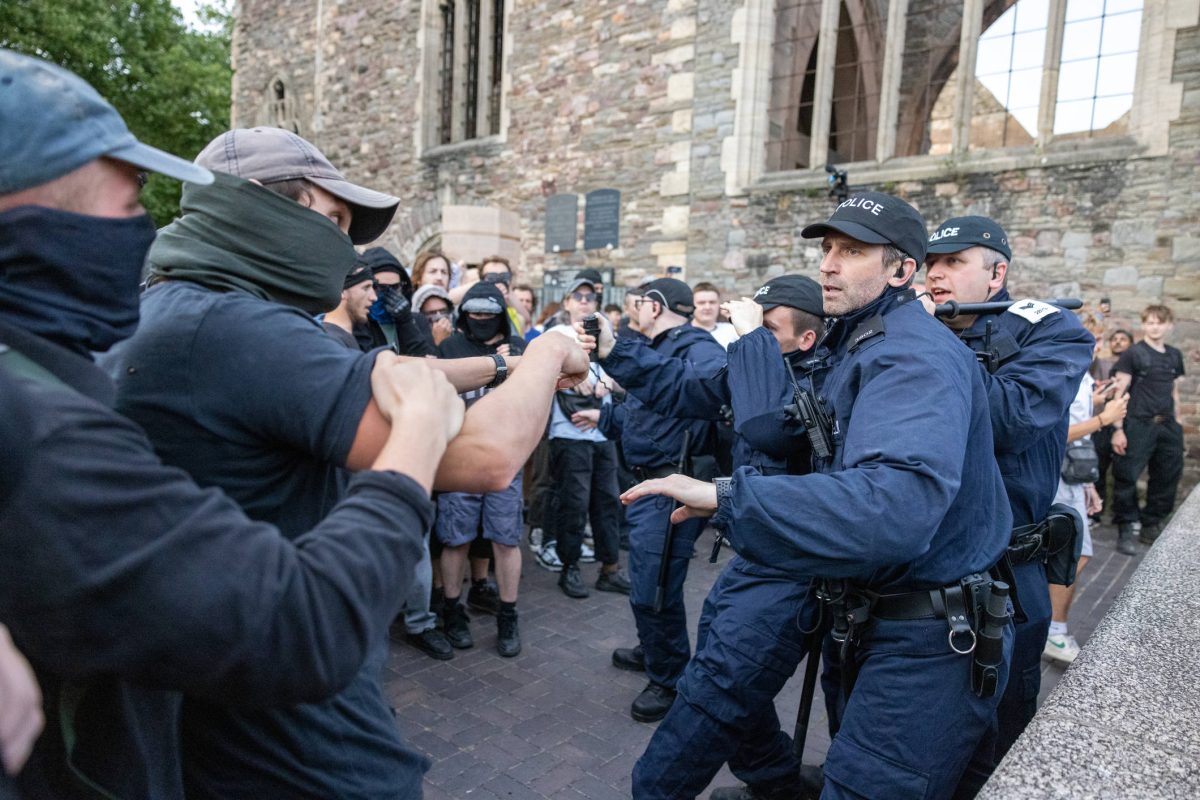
[764,0,1147,172]
[431,0,505,147]
[265,77,300,134]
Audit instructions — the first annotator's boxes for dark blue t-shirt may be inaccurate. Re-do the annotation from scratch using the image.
[104,281,425,800]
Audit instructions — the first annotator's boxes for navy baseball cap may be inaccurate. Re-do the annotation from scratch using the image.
[640,277,695,317]
[0,49,213,194]
[753,274,823,317]
[801,191,928,263]
[926,216,1012,261]
[195,128,400,245]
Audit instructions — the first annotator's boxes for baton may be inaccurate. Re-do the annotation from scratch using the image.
[654,429,692,614]
[793,628,823,760]
[934,297,1082,319]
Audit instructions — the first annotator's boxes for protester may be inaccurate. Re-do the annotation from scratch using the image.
[322,262,376,349]
[413,284,456,349]
[435,281,528,657]
[104,125,586,797]
[511,282,538,334]
[0,50,467,799]
[1110,305,1186,552]
[690,282,739,348]
[1094,328,1134,517]
[355,247,435,356]
[413,250,452,290]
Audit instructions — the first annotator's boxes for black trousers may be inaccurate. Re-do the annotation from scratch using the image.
[1112,416,1184,526]
[1092,424,1114,509]
[547,438,621,568]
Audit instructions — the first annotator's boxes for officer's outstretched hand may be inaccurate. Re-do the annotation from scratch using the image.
[722,298,764,337]
[621,475,718,524]
[573,313,617,360]
[0,623,42,776]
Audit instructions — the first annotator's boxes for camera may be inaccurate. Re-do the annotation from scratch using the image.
[825,164,849,203]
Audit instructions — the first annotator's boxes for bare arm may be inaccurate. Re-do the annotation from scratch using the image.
[397,353,518,393]
[1067,392,1127,442]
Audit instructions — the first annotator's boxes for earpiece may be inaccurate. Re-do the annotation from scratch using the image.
[893,266,906,279]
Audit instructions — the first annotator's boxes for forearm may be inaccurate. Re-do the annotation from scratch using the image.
[433,347,565,492]
[1067,416,1105,441]
[401,353,516,392]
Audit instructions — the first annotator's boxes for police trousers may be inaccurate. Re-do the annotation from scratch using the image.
[632,557,815,799]
[626,493,705,689]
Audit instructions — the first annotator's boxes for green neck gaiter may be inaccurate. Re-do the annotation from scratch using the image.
[147,171,356,315]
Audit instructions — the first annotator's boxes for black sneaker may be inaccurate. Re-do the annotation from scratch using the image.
[595,569,631,594]
[467,580,500,615]
[496,607,521,658]
[631,681,676,722]
[611,645,645,672]
[1117,523,1139,555]
[558,564,589,599]
[1139,521,1162,545]
[442,601,473,649]
[407,628,454,661]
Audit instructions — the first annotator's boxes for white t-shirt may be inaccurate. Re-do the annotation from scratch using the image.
[1054,372,1095,556]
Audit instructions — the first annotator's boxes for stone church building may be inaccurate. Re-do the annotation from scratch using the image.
[232,0,1197,427]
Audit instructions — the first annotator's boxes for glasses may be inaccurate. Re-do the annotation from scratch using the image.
[571,291,597,303]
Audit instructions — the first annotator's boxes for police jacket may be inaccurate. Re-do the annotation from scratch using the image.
[0,321,434,800]
[711,288,1013,591]
[958,289,1094,528]
[603,326,811,476]
[597,323,727,468]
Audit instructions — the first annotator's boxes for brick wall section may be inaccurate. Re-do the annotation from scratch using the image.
[233,6,1198,473]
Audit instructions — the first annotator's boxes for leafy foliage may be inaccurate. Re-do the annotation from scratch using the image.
[1,0,232,224]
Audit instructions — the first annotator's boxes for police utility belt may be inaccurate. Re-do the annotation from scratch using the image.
[632,464,679,482]
[1006,503,1083,586]
[810,573,1011,699]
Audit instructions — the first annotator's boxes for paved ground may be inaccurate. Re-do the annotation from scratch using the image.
[386,518,1145,799]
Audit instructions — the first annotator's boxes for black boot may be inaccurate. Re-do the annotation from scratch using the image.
[467,579,500,615]
[1117,522,1139,555]
[430,586,445,629]
[631,681,676,723]
[496,605,521,658]
[709,776,810,800]
[558,564,589,598]
[1139,520,1162,545]
[442,600,473,649]
[611,644,645,672]
[407,628,454,661]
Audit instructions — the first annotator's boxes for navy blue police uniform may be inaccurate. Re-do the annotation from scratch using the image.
[598,312,726,703]
[688,195,1015,799]
[924,218,1095,791]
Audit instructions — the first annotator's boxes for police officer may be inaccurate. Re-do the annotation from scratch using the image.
[923,217,1094,791]
[625,193,1015,799]
[597,278,727,722]
[589,275,826,798]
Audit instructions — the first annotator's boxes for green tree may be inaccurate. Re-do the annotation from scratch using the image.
[1,0,232,225]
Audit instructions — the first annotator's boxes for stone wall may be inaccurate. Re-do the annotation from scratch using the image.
[233,0,1200,472]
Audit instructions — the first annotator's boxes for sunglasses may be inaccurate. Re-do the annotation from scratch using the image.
[571,291,598,303]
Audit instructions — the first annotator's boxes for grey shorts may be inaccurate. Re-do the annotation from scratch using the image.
[435,472,524,547]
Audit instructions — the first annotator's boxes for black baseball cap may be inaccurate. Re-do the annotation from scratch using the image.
[801,191,928,263]
[926,216,1012,261]
[576,268,604,285]
[342,263,373,289]
[753,275,823,317]
[640,278,695,317]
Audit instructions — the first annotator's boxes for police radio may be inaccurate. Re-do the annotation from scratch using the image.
[582,313,601,363]
[783,359,834,460]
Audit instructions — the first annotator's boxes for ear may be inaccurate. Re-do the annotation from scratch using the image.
[800,328,818,350]
[989,260,1008,292]
[887,257,919,287]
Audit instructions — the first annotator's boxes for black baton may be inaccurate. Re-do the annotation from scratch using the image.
[934,297,1082,319]
[654,429,692,614]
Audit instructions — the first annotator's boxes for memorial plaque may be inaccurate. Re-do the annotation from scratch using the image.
[583,189,621,251]
[544,193,578,253]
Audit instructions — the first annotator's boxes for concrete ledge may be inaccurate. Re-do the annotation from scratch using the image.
[981,488,1200,799]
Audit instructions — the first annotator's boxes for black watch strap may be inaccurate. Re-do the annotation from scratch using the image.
[488,353,508,388]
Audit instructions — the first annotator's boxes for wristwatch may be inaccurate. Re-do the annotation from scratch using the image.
[487,353,508,388]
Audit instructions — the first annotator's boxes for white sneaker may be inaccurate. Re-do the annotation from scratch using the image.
[534,542,563,572]
[528,527,543,551]
[580,542,596,563]
[1043,633,1080,664]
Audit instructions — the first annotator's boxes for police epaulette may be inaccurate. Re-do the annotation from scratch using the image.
[847,315,885,352]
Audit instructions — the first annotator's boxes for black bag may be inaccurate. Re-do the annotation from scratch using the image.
[1044,503,1085,586]
[555,389,603,419]
[1061,438,1099,484]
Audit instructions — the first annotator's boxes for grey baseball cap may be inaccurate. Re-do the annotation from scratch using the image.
[0,49,213,194]
[195,127,400,244]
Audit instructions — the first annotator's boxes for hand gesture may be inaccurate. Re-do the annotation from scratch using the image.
[573,313,617,360]
[572,409,601,431]
[620,474,718,525]
[722,298,764,337]
[0,624,42,775]
[1098,391,1128,428]
[370,353,465,442]
[431,317,454,346]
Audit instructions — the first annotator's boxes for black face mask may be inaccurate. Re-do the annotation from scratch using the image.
[463,314,504,344]
[0,205,157,354]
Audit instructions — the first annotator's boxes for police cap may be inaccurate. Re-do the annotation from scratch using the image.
[801,191,928,263]
[753,274,823,317]
[926,216,1012,261]
[640,278,695,318]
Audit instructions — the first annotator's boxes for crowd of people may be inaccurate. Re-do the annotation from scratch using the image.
[0,49,1188,800]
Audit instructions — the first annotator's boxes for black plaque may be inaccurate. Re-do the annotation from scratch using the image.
[583,189,621,251]
[544,194,578,253]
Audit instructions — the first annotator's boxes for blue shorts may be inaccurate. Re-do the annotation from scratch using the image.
[435,473,523,547]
